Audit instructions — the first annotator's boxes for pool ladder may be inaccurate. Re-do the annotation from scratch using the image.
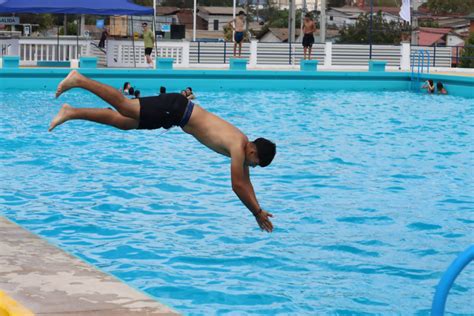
[410,49,430,92]
[431,245,474,315]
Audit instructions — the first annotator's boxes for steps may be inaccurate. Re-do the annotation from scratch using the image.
[87,42,107,67]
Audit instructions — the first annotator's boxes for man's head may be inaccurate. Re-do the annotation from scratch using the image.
[142,22,148,30]
[185,87,193,96]
[304,13,312,21]
[245,138,276,168]
[238,11,246,18]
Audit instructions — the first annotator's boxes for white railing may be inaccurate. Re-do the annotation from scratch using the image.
[257,42,325,65]
[411,46,451,68]
[18,37,90,65]
[0,37,459,70]
[332,44,401,66]
[106,39,189,68]
[0,38,19,57]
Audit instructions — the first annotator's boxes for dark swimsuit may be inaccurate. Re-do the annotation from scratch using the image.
[302,33,314,48]
[137,93,194,130]
[234,31,244,43]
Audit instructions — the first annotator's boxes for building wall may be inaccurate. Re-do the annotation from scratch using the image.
[198,13,234,31]
[260,32,282,43]
[447,35,465,46]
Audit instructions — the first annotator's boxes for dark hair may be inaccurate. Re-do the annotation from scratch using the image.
[128,87,135,95]
[160,86,166,94]
[238,10,246,16]
[142,22,148,26]
[186,87,193,92]
[428,79,434,85]
[123,82,130,91]
[253,138,276,167]
[134,90,141,98]
[305,13,312,19]
[436,82,443,90]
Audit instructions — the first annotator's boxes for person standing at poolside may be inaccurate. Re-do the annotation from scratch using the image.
[142,23,155,68]
[302,13,316,60]
[49,70,277,232]
[228,11,246,58]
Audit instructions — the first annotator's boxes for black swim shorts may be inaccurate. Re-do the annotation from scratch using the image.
[145,47,153,55]
[138,93,193,130]
[302,34,314,48]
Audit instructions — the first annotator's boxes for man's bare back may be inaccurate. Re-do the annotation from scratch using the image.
[49,71,276,232]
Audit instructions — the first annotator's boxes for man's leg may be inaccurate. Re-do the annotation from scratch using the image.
[49,104,139,132]
[308,47,312,60]
[303,47,307,60]
[56,70,140,120]
[233,42,237,57]
[238,42,242,57]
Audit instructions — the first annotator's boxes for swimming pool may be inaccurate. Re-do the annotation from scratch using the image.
[0,88,473,314]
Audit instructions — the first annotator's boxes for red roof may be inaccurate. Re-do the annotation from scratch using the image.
[360,6,400,15]
[418,27,452,34]
[418,31,445,46]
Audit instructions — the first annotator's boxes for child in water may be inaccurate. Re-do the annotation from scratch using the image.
[422,80,435,93]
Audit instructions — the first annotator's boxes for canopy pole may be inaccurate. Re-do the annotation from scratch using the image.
[76,16,80,59]
[232,0,236,42]
[131,16,136,68]
[56,22,60,61]
[153,0,158,65]
[193,0,197,41]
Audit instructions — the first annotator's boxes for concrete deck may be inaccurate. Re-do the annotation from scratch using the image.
[0,216,178,316]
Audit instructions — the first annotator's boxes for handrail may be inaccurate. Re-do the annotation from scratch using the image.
[431,245,474,315]
[410,49,430,91]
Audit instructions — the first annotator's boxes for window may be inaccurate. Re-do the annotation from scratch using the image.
[214,19,219,31]
[330,16,334,21]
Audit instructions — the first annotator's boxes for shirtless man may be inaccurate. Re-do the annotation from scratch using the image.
[49,71,276,232]
[302,13,316,60]
[228,11,246,58]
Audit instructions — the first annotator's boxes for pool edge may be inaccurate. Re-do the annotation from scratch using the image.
[0,215,179,316]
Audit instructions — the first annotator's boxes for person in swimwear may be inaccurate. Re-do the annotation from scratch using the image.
[228,11,246,58]
[49,70,277,232]
[301,13,316,60]
[436,82,448,95]
[422,79,435,93]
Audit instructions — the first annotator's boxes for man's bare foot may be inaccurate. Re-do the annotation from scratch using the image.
[49,104,72,132]
[55,70,80,98]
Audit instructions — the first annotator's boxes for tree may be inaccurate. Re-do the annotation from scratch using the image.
[460,33,474,68]
[425,0,474,15]
[337,11,405,44]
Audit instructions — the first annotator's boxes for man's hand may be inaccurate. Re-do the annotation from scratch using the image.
[254,209,274,232]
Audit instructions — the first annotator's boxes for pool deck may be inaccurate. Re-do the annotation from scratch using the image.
[0,216,178,316]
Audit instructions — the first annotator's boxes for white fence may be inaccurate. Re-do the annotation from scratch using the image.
[0,38,19,57]
[0,37,458,69]
[107,39,189,68]
[411,46,452,68]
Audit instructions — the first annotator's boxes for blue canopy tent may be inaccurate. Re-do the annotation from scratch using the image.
[0,0,154,66]
[0,0,153,15]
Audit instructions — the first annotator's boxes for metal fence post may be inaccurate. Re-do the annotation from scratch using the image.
[197,41,200,64]
[456,46,459,66]
[224,41,227,64]
[289,41,292,65]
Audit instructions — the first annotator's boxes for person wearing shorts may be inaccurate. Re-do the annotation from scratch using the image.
[228,11,246,57]
[50,70,277,233]
[142,22,154,68]
[302,13,316,60]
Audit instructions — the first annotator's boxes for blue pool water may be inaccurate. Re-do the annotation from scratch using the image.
[1,89,473,314]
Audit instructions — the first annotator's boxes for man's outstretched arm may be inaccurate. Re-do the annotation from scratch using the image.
[230,151,274,232]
